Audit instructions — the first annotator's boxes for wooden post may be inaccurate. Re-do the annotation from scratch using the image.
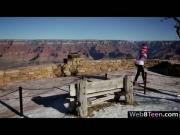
[80,75,85,80]
[124,75,134,104]
[68,84,76,111]
[76,80,88,118]
[19,86,23,117]
[105,73,108,80]
[69,84,76,97]
[144,72,147,94]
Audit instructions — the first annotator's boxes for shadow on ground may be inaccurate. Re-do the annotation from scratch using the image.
[136,93,180,104]
[137,85,178,97]
[135,86,180,104]
[82,75,107,80]
[32,94,69,114]
[0,100,28,118]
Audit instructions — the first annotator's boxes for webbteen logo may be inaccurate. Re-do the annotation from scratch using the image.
[128,111,179,118]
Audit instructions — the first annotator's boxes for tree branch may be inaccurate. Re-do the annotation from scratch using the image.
[172,17,180,24]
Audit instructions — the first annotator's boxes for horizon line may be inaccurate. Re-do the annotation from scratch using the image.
[0,39,179,42]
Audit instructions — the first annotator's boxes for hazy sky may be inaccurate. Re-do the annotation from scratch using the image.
[0,17,179,41]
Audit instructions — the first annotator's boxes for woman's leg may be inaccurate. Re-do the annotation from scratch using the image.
[134,65,141,82]
[139,65,145,82]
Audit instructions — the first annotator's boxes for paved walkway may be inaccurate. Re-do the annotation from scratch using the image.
[0,70,180,118]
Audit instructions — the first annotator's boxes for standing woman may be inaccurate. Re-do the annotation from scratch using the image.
[133,43,148,85]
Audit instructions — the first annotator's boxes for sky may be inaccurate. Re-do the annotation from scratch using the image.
[0,17,179,41]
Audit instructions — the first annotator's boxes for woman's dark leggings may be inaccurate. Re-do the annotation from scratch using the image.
[134,64,145,82]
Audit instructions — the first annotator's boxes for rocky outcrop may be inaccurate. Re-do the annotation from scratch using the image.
[148,61,180,77]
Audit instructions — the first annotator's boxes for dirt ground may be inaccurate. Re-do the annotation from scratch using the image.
[0,69,180,118]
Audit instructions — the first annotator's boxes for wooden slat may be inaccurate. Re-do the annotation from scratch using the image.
[87,88,121,98]
[89,95,114,105]
[69,84,76,96]
[86,78,123,94]
[66,97,75,102]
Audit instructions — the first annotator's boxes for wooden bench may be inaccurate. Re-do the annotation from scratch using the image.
[68,75,134,117]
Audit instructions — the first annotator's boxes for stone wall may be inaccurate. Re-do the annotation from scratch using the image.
[62,58,164,76]
[0,63,62,86]
[1,57,179,87]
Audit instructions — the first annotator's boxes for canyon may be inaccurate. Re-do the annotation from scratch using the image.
[0,40,180,69]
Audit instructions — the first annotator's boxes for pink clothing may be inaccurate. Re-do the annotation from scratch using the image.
[135,54,146,65]
[135,44,148,65]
